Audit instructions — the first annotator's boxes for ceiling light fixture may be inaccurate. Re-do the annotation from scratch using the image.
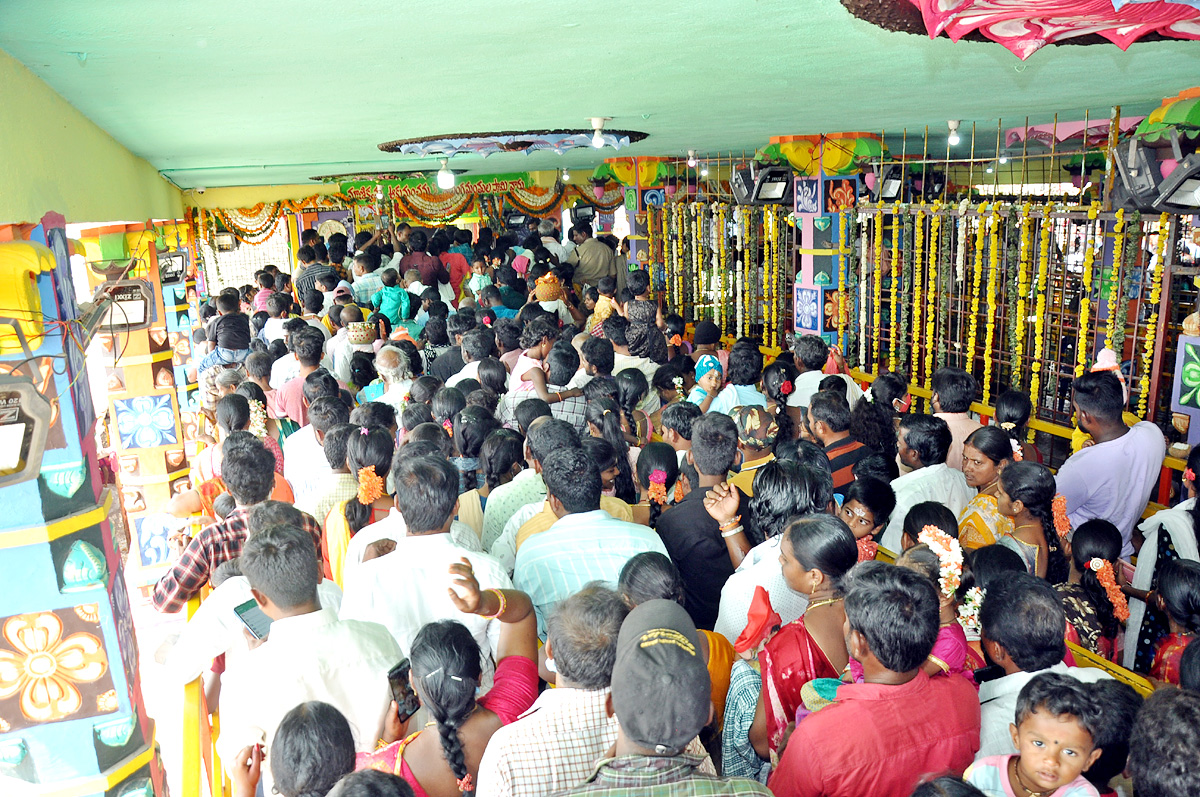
[590,117,611,149]
[998,152,1009,165]
[701,166,709,177]
[947,120,961,147]
[986,165,994,174]
[687,150,697,168]
[436,158,455,190]
[562,168,570,181]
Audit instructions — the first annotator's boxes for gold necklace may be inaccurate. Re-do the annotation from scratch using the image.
[1010,759,1048,797]
[806,597,842,612]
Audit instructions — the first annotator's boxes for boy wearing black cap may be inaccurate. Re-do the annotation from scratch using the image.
[558,599,771,797]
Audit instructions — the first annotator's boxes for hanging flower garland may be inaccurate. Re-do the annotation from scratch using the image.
[937,208,952,373]
[211,203,285,245]
[873,205,885,367]
[981,205,1002,404]
[736,207,747,337]
[1029,205,1053,410]
[1075,203,1101,378]
[898,210,915,371]
[1104,208,1126,349]
[838,211,849,345]
[1013,204,1033,388]
[858,213,870,365]
[765,206,778,349]
[845,208,862,366]
[911,208,926,380]
[1137,213,1170,418]
[924,202,943,388]
[889,205,901,371]
[965,203,988,371]
[716,204,726,331]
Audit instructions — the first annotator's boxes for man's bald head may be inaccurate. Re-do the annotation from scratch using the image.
[341,304,364,324]
[375,346,410,386]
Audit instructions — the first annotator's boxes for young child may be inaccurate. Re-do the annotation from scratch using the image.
[252,271,275,311]
[891,527,984,687]
[466,257,492,298]
[196,291,253,373]
[262,293,290,343]
[585,275,617,336]
[370,268,409,326]
[316,272,339,317]
[1149,558,1200,684]
[966,672,1103,797]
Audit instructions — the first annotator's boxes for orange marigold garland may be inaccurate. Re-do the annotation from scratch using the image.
[358,465,385,504]
[647,468,669,504]
[1088,558,1130,622]
[1051,494,1071,539]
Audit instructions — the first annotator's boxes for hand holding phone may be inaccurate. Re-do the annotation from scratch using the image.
[234,599,273,641]
[387,659,421,725]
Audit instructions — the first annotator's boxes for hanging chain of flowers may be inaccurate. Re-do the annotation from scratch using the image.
[965,204,988,371]
[838,211,849,345]
[1075,203,1101,378]
[937,210,952,373]
[911,208,926,380]
[765,206,778,349]
[846,208,862,366]
[899,210,915,371]
[1029,205,1054,411]
[715,204,726,331]
[858,213,870,365]
[981,205,1002,404]
[924,202,943,387]
[1012,203,1033,389]
[1137,213,1170,418]
[889,205,902,371]
[1104,208,1126,349]
[873,204,885,367]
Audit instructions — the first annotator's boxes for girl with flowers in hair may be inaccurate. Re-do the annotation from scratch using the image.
[995,460,1071,584]
[1125,445,1200,672]
[994,389,1041,464]
[849,370,909,465]
[957,426,1017,550]
[1056,519,1129,660]
[632,442,681,528]
[890,525,983,688]
[762,360,800,446]
[323,426,395,587]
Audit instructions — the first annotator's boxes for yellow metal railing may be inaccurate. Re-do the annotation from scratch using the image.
[182,591,230,797]
[1068,641,1155,697]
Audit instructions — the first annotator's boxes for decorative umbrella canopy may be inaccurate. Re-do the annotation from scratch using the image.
[593,157,675,188]
[1135,87,1200,142]
[905,0,1200,60]
[765,133,886,176]
[378,129,649,158]
[1005,116,1145,148]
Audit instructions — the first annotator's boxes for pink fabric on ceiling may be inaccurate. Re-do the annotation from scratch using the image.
[906,0,1200,60]
[1004,117,1146,149]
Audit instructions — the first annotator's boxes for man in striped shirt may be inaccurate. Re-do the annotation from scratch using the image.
[513,447,667,638]
[807,390,873,498]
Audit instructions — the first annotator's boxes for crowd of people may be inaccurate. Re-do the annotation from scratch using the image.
[153,216,1200,797]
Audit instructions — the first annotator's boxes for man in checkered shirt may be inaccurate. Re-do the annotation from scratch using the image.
[476,585,715,796]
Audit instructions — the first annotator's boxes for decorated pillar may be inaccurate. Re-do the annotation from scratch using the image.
[76,223,193,589]
[593,156,675,285]
[0,216,167,796]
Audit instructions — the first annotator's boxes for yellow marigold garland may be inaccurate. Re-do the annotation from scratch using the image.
[716,204,726,331]
[873,204,885,366]
[925,202,943,388]
[1105,208,1126,347]
[1029,205,1053,408]
[838,211,849,345]
[890,206,900,371]
[982,205,1001,404]
[912,207,926,380]
[965,203,988,372]
[1075,203,1100,378]
[1137,213,1170,418]
[1014,204,1033,388]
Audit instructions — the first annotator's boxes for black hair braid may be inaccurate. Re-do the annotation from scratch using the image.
[618,392,640,446]
[435,717,473,796]
[1078,567,1119,639]
[591,400,637,504]
[1022,497,1070,585]
[648,494,665,530]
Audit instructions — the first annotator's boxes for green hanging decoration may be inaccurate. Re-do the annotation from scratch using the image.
[899,212,915,375]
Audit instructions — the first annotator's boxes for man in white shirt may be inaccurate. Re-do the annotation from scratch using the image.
[217,525,401,794]
[977,573,1110,758]
[931,367,984,474]
[785,334,863,429]
[282,395,349,509]
[446,329,492,388]
[339,455,511,661]
[881,414,972,552]
[538,219,567,264]
[1056,370,1166,556]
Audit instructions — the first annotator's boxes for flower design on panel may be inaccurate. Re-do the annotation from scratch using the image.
[114,395,178,449]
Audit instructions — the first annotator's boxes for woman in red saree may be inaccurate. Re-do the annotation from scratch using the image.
[753,514,859,756]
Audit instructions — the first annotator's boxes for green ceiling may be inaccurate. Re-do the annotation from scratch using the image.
[2,1,1198,189]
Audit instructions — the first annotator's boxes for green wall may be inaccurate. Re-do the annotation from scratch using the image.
[0,48,182,224]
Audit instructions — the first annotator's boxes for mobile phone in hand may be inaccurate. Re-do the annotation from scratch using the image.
[234,598,273,640]
[387,659,421,724]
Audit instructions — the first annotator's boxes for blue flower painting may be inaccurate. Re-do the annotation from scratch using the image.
[796,288,820,333]
[114,395,177,449]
